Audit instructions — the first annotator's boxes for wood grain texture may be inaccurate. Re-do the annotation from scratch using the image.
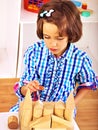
[0,78,98,130]
[0,78,19,112]
[75,90,98,130]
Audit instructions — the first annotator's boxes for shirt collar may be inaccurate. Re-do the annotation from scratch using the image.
[63,43,75,60]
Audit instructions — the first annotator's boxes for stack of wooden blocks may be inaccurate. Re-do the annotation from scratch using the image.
[19,89,75,130]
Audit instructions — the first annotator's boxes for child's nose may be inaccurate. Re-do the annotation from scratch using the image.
[51,39,57,46]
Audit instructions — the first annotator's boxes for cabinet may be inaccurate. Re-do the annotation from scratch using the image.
[0,0,21,77]
[17,0,98,77]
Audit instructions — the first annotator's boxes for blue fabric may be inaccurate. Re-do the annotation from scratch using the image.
[10,40,97,112]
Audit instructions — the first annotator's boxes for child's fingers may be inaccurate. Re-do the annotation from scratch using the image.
[28,85,37,92]
[32,85,44,91]
[33,80,40,86]
[27,81,44,92]
[38,85,44,90]
[31,81,44,90]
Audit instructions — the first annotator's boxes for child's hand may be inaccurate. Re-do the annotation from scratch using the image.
[26,80,44,93]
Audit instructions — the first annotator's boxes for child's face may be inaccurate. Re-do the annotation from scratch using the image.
[43,21,68,57]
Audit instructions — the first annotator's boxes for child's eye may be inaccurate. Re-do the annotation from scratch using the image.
[43,35,50,39]
[57,37,64,40]
[45,36,50,39]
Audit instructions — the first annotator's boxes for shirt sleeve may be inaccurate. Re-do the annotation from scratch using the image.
[15,44,39,100]
[76,54,97,92]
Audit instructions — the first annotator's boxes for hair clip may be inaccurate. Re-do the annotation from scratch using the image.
[40,10,48,17]
[46,9,54,17]
[40,9,54,17]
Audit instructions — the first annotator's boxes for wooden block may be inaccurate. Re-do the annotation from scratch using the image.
[32,101,35,120]
[54,101,65,118]
[43,102,54,116]
[52,115,73,130]
[19,89,32,130]
[20,110,32,130]
[33,100,43,120]
[8,115,18,129]
[64,91,75,121]
[33,128,66,130]
[22,89,32,109]
[64,109,74,122]
[19,101,23,124]
[29,115,51,129]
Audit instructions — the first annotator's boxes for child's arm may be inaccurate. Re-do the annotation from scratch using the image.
[74,88,90,106]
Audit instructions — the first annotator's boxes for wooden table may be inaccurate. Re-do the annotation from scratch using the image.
[0,112,80,130]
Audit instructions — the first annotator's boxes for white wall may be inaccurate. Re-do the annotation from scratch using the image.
[0,0,21,77]
[75,23,98,75]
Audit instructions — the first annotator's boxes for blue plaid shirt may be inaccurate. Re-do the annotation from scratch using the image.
[10,40,97,112]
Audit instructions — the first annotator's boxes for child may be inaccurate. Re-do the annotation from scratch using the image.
[10,0,97,112]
